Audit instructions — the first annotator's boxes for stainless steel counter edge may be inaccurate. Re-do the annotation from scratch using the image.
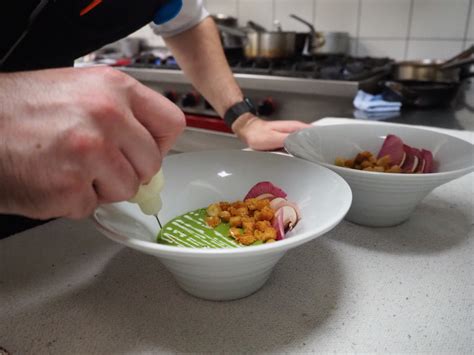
[121,67,359,97]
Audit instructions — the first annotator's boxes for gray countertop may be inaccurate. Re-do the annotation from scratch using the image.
[313,84,474,132]
[1,125,472,354]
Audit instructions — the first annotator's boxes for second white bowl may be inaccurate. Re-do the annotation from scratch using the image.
[285,121,474,227]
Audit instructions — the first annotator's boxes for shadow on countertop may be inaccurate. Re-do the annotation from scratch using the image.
[378,83,474,131]
[328,197,472,255]
[0,235,344,354]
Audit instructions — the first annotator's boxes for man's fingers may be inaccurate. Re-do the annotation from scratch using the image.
[92,148,140,204]
[265,120,310,133]
[129,82,186,156]
[118,112,162,184]
[249,131,289,151]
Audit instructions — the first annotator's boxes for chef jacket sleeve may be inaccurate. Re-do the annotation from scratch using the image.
[151,0,209,38]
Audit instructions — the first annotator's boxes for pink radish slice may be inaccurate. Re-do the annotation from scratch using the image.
[421,149,434,173]
[270,198,302,221]
[244,181,287,200]
[272,208,285,240]
[270,197,288,210]
[279,205,299,231]
[282,201,301,223]
[377,134,406,166]
[401,145,419,173]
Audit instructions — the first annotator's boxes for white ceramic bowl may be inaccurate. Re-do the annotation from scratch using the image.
[93,150,352,301]
[285,121,474,227]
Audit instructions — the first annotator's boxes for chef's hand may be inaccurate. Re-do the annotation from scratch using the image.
[0,67,185,220]
[232,113,310,151]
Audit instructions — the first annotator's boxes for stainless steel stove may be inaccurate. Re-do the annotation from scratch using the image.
[120,53,393,151]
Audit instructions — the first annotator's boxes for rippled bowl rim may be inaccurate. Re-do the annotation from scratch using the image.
[285,122,474,180]
[92,152,353,257]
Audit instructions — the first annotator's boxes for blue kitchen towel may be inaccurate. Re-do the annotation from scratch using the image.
[353,90,401,113]
[353,109,400,121]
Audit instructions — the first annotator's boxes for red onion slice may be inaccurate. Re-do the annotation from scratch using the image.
[421,149,434,173]
[254,193,275,200]
[244,181,287,200]
[401,145,419,173]
[377,134,406,166]
[272,208,285,240]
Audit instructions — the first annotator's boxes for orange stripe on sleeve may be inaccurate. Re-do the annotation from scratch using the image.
[80,0,103,16]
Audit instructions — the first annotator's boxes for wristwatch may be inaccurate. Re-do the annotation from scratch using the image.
[223,97,258,128]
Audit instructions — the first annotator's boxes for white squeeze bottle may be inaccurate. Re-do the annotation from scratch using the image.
[128,169,165,225]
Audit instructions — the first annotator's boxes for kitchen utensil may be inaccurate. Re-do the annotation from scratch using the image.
[211,13,238,27]
[245,31,297,59]
[392,46,474,83]
[245,20,297,59]
[273,20,283,32]
[383,80,461,108]
[212,14,244,51]
[93,150,352,301]
[285,121,474,227]
[439,45,474,70]
[217,20,297,59]
[386,46,474,107]
[318,32,350,55]
[393,60,462,82]
[289,14,326,54]
[247,20,267,33]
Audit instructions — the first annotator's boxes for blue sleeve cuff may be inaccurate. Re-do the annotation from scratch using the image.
[153,0,183,25]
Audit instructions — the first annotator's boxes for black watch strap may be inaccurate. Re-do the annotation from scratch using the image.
[223,97,257,127]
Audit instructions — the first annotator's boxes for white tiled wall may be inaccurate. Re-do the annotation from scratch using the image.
[410,0,469,39]
[467,1,474,39]
[274,0,314,32]
[359,0,411,38]
[131,0,474,60]
[314,0,359,37]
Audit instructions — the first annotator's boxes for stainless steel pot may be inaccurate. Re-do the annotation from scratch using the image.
[393,46,474,83]
[245,21,297,59]
[289,14,328,55]
[212,14,243,50]
[211,13,238,27]
[244,31,296,59]
[318,32,350,55]
[218,21,297,59]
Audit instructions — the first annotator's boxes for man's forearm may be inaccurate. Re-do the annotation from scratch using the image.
[163,16,309,151]
[163,17,244,119]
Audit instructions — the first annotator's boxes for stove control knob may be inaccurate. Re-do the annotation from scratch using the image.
[181,92,200,107]
[163,90,178,103]
[258,98,276,116]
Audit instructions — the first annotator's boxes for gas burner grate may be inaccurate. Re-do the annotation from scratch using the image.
[127,54,393,81]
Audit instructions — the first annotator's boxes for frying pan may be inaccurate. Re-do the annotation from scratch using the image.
[384,46,474,108]
[383,80,461,108]
[392,45,474,83]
